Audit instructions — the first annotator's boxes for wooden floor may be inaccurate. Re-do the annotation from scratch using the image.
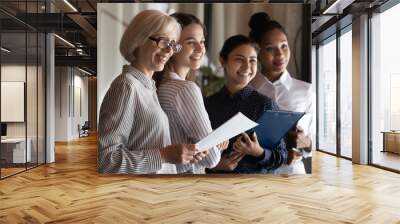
[0,167,26,178]
[1,163,44,178]
[1,135,400,223]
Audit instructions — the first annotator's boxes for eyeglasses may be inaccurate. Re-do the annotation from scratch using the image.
[149,36,182,53]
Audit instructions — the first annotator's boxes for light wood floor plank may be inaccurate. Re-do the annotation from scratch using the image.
[0,134,400,223]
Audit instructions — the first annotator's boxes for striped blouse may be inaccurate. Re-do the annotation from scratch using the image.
[97,65,176,174]
[157,72,221,174]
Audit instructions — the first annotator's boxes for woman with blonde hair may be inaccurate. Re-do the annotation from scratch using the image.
[98,10,205,174]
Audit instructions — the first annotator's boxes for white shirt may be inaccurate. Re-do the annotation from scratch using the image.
[249,70,315,174]
[250,70,314,137]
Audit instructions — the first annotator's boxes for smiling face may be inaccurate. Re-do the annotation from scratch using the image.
[258,29,290,81]
[172,23,206,71]
[221,44,258,94]
[134,27,179,76]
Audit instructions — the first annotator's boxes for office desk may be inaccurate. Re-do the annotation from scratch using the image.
[1,138,31,163]
[382,131,400,154]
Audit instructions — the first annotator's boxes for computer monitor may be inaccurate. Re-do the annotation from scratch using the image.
[1,123,7,137]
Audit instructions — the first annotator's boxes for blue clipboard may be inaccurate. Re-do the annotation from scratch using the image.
[253,110,305,149]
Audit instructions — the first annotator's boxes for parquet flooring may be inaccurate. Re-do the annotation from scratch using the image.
[1,167,25,178]
[1,134,400,223]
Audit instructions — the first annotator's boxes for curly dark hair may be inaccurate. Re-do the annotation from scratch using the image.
[248,12,287,44]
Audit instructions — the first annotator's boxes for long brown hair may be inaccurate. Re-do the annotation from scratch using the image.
[153,12,206,88]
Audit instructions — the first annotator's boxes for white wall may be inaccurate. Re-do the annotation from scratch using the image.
[1,82,25,122]
[55,67,69,141]
[97,3,131,119]
[54,67,89,141]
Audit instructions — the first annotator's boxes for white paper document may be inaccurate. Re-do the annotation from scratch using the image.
[196,112,258,152]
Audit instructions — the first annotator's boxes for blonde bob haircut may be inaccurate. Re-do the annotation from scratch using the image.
[119,10,181,63]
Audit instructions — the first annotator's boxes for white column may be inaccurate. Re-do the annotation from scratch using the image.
[46,32,55,163]
[352,14,369,164]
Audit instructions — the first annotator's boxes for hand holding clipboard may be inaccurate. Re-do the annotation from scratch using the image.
[253,110,305,149]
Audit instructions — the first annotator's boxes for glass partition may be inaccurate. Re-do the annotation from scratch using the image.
[1,31,28,177]
[370,3,400,171]
[27,31,38,170]
[339,29,352,158]
[317,36,337,155]
[0,1,46,179]
[37,32,45,165]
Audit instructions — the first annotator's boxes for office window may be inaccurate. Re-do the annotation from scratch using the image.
[318,37,337,154]
[371,3,400,171]
[340,29,352,158]
[0,1,47,179]
[1,27,28,178]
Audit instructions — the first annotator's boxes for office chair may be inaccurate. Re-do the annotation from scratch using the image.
[79,121,90,138]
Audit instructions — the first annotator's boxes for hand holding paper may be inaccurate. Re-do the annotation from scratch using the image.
[196,110,304,152]
[190,150,209,164]
[216,140,229,151]
[196,112,258,152]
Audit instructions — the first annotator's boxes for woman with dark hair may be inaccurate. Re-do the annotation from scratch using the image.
[205,34,296,174]
[248,12,314,174]
[156,13,225,174]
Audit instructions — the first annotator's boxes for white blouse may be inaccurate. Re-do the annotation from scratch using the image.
[249,70,315,137]
[249,70,315,174]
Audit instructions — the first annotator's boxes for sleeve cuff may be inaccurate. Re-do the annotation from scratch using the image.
[146,148,163,173]
[257,149,272,166]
